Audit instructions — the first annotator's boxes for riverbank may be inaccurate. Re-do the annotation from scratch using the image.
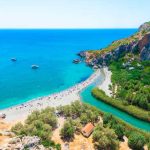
[91,66,150,123]
[0,69,101,123]
[92,88,150,122]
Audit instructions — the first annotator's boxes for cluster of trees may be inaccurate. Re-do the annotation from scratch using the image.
[103,113,125,140]
[11,107,60,149]
[58,102,123,149]
[118,80,150,110]
[128,132,146,150]
[93,124,119,150]
[57,101,101,141]
[57,101,100,125]
[11,101,149,150]
[110,59,150,111]
[57,102,149,149]
[60,118,75,141]
[103,113,147,150]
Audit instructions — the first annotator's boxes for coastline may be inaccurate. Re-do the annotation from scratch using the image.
[0,69,102,123]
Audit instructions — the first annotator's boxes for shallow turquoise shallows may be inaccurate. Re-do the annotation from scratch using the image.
[81,84,150,131]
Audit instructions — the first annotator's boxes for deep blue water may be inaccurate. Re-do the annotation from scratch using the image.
[0,29,136,109]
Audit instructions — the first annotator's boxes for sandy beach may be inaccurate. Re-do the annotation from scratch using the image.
[0,69,106,123]
[98,67,112,97]
[0,67,112,124]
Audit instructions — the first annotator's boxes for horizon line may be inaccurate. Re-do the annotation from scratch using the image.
[0,28,138,30]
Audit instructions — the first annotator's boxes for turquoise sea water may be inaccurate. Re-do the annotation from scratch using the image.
[0,29,136,109]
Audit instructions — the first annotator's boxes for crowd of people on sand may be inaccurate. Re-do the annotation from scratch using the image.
[0,69,101,120]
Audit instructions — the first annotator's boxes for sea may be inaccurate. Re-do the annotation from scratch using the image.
[0,29,136,109]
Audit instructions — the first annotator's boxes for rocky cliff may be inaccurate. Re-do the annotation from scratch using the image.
[78,21,150,67]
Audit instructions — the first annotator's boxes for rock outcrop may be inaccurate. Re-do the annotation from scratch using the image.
[0,136,49,150]
[79,22,150,67]
[139,21,150,32]
[138,33,150,60]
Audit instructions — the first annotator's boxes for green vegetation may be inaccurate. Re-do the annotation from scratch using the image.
[57,101,101,141]
[103,113,150,150]
[93,124,119,150]
[145,21,150,25]
[57,102,150,145]
[88,26,150,117]
[60,119,75,141]
[87,21,150,122]
[102,113,150,140]
[128,132,146,150]
[12,101,101,147]
[148,142,150,150]
[12,101,150,149]
[113,124,125,140]
[92,88,150,122]
[87,21,150,149]
[11,107,60,149]
[57,101,101,125]
[110,59,150,110]
[87,21,150,121]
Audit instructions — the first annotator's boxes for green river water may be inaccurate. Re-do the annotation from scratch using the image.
[81,74,150,132]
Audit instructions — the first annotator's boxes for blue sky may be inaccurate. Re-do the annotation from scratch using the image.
[0,0,150,28]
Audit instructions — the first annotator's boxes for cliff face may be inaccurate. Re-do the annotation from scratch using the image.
[79,22,150,67]
[138,33,150,60]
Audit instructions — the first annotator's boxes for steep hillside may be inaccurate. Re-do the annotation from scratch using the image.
[79,21,150,121]
[78,21,150,67]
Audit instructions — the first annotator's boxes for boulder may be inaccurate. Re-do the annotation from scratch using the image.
[8,137,21,144]
[3,131,15,137]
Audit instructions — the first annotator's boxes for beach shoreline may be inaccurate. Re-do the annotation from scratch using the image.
[0,68,108,123]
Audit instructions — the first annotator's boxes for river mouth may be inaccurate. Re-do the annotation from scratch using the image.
[80,72,150,132]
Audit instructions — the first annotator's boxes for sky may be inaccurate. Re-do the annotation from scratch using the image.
[0,0,150,28]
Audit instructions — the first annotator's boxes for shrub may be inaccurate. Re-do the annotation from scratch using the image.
[11,122,24,135]
[113,124,125,140]
[148,142,150,150]
[93,124,119,150]
[102,113,150,141]
[103,113,113,124]
[60,119,75,141]
[128,132,146,150]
